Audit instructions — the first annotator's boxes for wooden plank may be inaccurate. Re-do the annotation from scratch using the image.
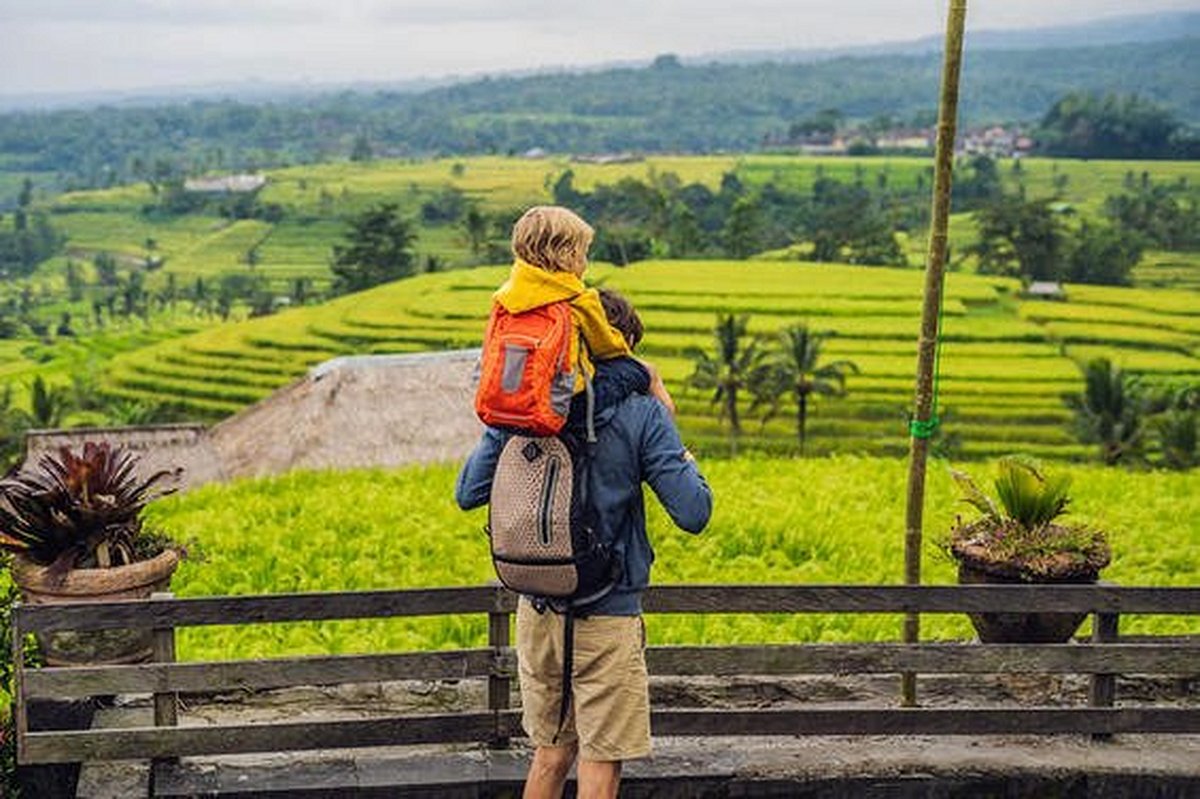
[23,707,1200,764]
[24,649,504,699]
[649,708,1200,737]
[1090,611,1120,742]
[12,612,28,765]
[21,711,525,765]
[645,643,1200,677]
[26,641,1199,700]
[488,609,512,748]
[16,585,1200,635]
[15,586,516,634]
[642,585,1200,615]
[151,593,178,730]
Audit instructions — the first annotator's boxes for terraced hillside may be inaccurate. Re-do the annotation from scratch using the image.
[104,260,1200,459]
[42,155,1200,292]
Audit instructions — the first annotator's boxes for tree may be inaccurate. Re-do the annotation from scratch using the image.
[1037,92,1182,159]
[685,314,767,454]
[462,206,490,260]
[721,197,764,259]
[350,133,373,162]
[807,178,904,266]
[1064,358,1144,465]
[94,252,120,287]
[330,203,418,294]
[26,376,71,429]
[65,260,85,302]
[1062,221,1141,286]
[751,325,859,454]
[970,197,1064,280]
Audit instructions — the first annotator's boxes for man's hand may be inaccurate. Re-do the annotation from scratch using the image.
[639,358,676,416]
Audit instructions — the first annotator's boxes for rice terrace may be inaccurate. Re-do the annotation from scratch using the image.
[1,2,1200,797]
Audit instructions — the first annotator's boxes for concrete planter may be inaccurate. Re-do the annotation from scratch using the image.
[11,549,181,666]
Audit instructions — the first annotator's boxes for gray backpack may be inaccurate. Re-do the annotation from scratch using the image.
[487,432,617,606]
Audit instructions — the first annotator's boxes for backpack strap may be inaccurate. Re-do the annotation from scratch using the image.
[581,332,597,444]
[552,607,575,745]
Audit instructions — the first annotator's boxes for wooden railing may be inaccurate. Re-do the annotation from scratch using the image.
[12,584,1200,767]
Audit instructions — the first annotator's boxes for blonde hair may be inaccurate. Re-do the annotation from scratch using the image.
[511,206,594,275]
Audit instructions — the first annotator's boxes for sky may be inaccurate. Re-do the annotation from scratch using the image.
[2,0,1198,96]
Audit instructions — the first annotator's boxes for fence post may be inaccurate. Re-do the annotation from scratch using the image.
[150,591,178,791]
[11,606,28,766]
[488,586,512,749]
[1089,610,1119,742]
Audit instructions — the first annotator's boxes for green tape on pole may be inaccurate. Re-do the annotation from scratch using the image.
[909,416,941,439]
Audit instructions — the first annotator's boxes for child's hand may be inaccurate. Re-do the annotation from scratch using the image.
[638,358,676,416]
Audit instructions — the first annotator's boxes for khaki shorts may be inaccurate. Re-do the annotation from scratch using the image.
[516,598,651,762]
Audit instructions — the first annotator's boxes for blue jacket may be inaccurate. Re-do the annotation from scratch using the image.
[455,361,712,616]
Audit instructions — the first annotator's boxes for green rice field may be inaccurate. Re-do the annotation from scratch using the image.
[41,155,1200,290]
[102,259,1200,459]
[139,457,1200,661]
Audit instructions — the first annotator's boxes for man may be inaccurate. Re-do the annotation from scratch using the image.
[456,289,712,799]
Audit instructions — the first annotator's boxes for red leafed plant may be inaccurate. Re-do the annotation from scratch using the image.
[0,442,181,578]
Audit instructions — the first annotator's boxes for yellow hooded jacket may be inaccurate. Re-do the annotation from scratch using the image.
[492,259,630,390]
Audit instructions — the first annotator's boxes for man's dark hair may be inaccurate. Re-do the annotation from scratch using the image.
[598,288,643,349]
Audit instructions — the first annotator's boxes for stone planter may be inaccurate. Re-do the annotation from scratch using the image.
[11,549,181,666]
[957,562,1095,644]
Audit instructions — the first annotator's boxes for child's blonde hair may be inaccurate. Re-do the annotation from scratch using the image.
[511,206,594,275]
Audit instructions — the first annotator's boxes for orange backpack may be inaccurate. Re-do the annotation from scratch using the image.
[475,300,578,436]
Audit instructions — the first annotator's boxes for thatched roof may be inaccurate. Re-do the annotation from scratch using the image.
[19,351,485,492]
[208,350,483,480]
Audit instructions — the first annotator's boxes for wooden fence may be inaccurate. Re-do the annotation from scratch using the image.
[12,584,1200,767]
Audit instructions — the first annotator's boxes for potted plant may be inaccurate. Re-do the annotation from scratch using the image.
[0,442,182,665]
[946,456,1111,644]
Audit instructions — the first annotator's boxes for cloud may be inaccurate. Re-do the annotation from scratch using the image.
[0,0,324,26]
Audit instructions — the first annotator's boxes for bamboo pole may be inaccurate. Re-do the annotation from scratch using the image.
[902,0,968,708]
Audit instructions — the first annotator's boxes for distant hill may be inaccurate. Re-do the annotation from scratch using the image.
[0,35,1196,191]
[698,11,1200,65]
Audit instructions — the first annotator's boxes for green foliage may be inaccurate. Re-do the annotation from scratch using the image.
[973,194,1143,286]
[948,457,1109,580]
[685,314,767,449]
[1037,92,1196,160]
[138,458,1200,660]
[1105,180,1200,251]
[0,442,180,573]
[953,456,1073,531]
[330,203,418,295]
[1064,358,1145,465]
[971,196,1064,281]
[750,324,859,453]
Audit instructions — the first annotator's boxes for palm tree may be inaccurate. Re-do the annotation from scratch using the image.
[27,376,71,430]
[752,324,859,454]
[1064,358,1143,465]
[686,314,766,454]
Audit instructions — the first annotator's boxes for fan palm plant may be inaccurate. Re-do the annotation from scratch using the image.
[1064,358,1144,465]
[751,324,859,454]
[685,314,766,454]
[947,456,1109,582]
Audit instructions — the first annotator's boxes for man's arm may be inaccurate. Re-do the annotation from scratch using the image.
[639,400,712,534]
[454,427,507,510]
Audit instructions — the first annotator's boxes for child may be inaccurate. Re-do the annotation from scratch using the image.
[494,205,631,385]
[477,206,674,436]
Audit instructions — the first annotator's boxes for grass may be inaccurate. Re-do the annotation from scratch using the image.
[138,456,1200,661]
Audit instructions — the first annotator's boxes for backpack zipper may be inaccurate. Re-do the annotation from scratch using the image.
[539,456,560,546]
